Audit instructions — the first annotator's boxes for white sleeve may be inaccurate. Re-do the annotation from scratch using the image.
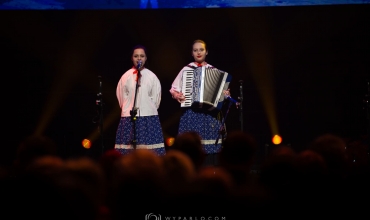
[116,70,132,109]
[170,68,184,94]
[170,69,184,92]
[116,76,125,108]
[152,75,162,109]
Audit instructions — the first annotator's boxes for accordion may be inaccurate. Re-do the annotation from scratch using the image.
[181,66,232,110]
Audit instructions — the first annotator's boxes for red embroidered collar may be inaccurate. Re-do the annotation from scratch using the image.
[132,66,139,81]
[194,62,206,67]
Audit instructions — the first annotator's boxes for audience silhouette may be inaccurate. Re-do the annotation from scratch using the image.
[169,131,206,171]
[218,130,258,187]
[0,132,368,219]
[13,134,59,176]
[259,145,297,206]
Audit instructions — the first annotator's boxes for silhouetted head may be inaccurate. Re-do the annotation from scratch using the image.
[161,150,196,194]
[308,133,350,181]
[219,131,257,168]
[171,131,206,171]
[15,135,58,173]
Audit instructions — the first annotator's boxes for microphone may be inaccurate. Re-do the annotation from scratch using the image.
[225,95,239,104]
[136,60,142,69]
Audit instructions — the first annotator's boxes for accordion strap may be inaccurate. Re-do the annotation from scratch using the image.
[186,65,196,69]
[186,64,215,69]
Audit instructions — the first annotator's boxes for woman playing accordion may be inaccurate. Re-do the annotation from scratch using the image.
[170,39,231,166]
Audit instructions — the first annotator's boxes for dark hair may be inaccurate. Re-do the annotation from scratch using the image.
[171,131,205,171]
[131,44,147,56]
[15,135,58,170]
[219,131,257,166]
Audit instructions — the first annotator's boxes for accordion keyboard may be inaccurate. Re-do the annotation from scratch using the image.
[181,69,194,107]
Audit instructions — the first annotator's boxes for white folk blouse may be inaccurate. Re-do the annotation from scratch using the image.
[116,67,162,117]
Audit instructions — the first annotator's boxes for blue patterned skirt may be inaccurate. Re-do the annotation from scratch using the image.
[114,115,166,156]
[178,108,223,154]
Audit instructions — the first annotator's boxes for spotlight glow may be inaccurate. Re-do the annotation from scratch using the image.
[165,137,175,147]
[272,135,282,145]
[82,139,91,149]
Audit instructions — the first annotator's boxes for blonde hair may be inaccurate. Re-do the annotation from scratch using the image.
[192,39,207,50]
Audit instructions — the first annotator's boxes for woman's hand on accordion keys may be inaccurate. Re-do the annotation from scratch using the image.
[223,89,230,97]
[172,91,186,103]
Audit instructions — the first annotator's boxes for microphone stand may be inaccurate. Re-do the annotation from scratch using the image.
[239,80,244,131]
[215,96,239,146]
[96,76,104,154]
[130,65,141,150]
[365,80,370,148]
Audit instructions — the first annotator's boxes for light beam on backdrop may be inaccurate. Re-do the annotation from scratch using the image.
[84,106,121,149]
[250,48,279,137]
[34,51,87,136]
[0,13,76,137]
[34,13,112,139]
[228,10,280,144]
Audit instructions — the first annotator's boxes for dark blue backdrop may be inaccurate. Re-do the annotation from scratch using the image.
[0,0,369,9]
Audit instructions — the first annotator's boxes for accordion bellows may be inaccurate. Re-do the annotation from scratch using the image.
[181,66,232,110]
